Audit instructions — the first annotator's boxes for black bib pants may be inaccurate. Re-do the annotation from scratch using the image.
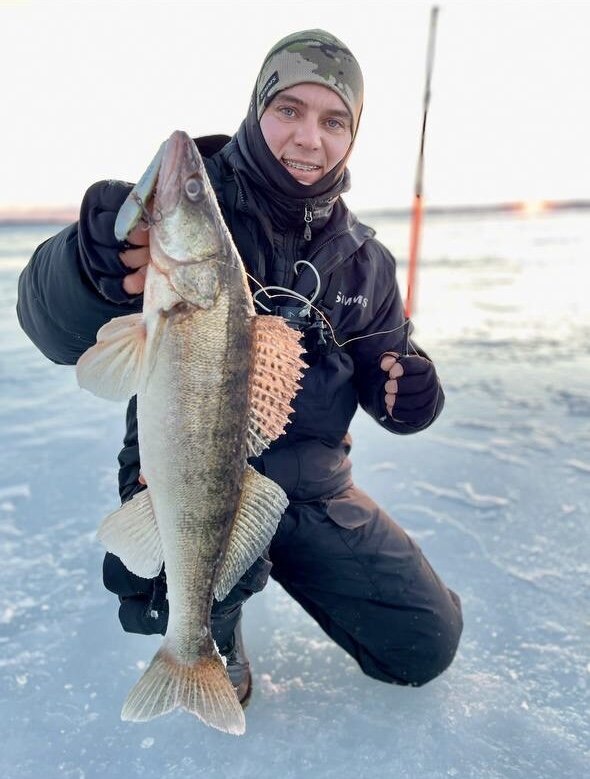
[254,441,462,687]
[106,437,462,688]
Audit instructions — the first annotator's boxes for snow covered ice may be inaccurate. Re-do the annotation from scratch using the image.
[0,213,588,778]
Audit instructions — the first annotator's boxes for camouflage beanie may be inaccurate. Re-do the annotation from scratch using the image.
[255,29,364,136]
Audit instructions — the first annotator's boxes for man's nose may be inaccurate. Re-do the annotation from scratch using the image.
[294,116,321,149]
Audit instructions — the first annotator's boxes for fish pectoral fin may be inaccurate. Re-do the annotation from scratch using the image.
[121,642,245,735]
[96,488,163,579]
[214,465,288,602]
[247,315,306,457]
[76,313,146,401]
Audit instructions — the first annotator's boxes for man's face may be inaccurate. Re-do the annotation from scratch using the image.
[260,83,353,186]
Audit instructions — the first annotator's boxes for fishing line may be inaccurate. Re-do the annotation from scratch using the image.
[252,285,316,314]
[145,246,410,351]
[252,260,321,315]
[244,270,409,350]
[140,206,410,351]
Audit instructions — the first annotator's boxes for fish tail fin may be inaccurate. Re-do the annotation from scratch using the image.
[121,644,245,735]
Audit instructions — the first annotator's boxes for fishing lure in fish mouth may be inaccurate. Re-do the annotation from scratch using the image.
[114,141,166,242]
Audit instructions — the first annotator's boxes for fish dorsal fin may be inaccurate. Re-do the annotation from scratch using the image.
[96,488,164,579]
[76,313,146,401]
[247,315,305,457]
[214,465,288,602]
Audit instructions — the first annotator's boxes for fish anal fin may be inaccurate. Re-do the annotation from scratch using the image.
[76,313,146,401]
[247,315,305,456]
[96,488,163,579]
[214,465,288,602]
[121,644,245,735]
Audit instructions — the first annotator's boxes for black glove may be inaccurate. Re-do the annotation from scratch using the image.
[103,552,168,635]
[78,179,136,304]
[102,548,272,640]
[388,354,441,427]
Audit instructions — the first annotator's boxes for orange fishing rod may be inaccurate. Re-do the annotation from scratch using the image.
[404,6,439,352]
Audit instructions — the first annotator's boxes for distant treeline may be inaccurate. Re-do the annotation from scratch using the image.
[1,200,589,226]
[360,200,590,220]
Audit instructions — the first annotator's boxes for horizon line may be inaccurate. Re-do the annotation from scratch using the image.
[0,199,588,226]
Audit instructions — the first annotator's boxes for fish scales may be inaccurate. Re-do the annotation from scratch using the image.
[139,290,252,660]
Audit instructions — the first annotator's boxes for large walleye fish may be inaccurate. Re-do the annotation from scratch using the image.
[76,130,304,735]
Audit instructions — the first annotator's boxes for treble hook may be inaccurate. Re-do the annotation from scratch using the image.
[132,193,162,230]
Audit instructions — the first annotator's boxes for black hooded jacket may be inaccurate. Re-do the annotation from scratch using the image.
[17,134,443,504]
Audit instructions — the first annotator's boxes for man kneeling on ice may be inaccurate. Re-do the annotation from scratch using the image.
[17,30,463,732]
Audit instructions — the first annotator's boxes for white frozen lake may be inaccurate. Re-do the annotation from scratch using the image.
[1,211,588,778]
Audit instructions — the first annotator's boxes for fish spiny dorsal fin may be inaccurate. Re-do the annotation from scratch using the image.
[247,315,305,457]
[214,465,288,602]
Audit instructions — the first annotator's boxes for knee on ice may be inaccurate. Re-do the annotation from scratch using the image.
[403,614,463,687]
[405,634,461,687]
[402,591,464,687]
[365,610,463,688]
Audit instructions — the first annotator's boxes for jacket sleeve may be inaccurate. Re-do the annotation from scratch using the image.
[348,240,444,435]
[16,180,142,366]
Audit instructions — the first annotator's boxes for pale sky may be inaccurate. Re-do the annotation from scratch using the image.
[1,0,588,212]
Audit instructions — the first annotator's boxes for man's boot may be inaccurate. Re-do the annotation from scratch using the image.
[210,555,272,706]
[213,606,252,706]
[219,616,252,706]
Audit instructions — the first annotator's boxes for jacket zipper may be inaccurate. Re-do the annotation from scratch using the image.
[303,203,313,241]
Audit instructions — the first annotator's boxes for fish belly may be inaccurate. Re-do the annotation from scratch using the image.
[138,289,252,661]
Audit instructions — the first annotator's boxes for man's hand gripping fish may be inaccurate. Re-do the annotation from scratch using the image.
[76,130,305,735]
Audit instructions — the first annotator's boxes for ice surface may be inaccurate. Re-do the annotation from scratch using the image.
[1,215,588,778]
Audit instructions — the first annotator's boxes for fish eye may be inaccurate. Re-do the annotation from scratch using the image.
[185,177,202,200]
